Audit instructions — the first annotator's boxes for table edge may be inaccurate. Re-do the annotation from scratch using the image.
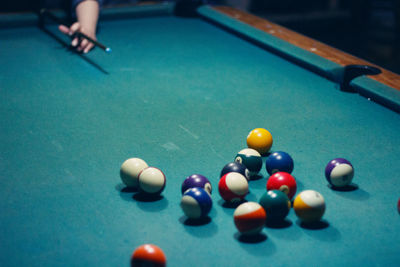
[210,6,400,92]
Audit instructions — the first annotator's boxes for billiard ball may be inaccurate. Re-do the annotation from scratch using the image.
[293,190,325,223]
[325,158,354,188]
[181,174,212,195]
[398,198,400,214]
[131,244,166,267]
[259,190,291,222]
[120,158,148,188]
[180,187,212,219]
[233,202,266,235]
[234,148,263,177]
[265,151,294,175]
[218,172,248,203]
[220,162,250,180]
[138,167,166,195]
[246,128,273,155]
[266,172,297,200]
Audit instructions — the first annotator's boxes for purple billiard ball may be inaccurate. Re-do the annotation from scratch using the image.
[325,158,354,188]
[181,174,212,195]
[220,162,250,180]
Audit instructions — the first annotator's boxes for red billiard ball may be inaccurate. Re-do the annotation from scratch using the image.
[218,172,248,203]
[266,172,297,200]
[398,198,400,214]
[131,244,166,267]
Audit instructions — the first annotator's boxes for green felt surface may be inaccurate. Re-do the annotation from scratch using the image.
[1,4,400,267]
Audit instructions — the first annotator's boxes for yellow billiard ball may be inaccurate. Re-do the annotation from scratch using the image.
[293,190,326,223]
[246,128,273,155]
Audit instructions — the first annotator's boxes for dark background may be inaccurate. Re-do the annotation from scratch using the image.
[1,0,399,74]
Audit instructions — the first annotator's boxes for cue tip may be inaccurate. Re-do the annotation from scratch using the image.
[105,47,112,54]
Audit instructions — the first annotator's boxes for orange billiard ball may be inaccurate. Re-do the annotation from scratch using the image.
[246,128,273,155]
[131,244,166,267]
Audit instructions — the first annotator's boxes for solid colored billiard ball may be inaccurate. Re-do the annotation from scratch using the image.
[220,162,250,180]
[181,174,212,195]
[120,158,148,188]
[180,187,212,219]
[131,244,166,267]
[246,128,273,155]
[218,172,248,203]
[234,202,266,235]
[325,158,354,187]
[138,167,166,195]
[398,198,400,214]
[267,172,297,200]
[293,190,325,223]
[235,148,263,177]
[265,151,294,175]
[259,190,291,222]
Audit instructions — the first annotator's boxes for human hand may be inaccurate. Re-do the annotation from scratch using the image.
[58,22,96,53]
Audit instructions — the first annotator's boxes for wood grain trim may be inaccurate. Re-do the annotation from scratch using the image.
[213,6,400,91]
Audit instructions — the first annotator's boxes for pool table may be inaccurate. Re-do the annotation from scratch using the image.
[1,2,400,266]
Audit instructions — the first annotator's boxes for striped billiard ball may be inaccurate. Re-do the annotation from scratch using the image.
[325,158,354,188]
[235,148,263,177]
[180,187,212,219]
[218,172,248,203]
[293,190,326,223]
[181,174,212,195]
[234,202,266,235]
[138,167,166,195]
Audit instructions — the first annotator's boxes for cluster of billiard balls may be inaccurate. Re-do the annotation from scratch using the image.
[180,128,356,237]
[120,158,166,196]
[122,128,357,265]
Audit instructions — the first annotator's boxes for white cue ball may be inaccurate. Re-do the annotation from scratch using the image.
[120,158,148,188]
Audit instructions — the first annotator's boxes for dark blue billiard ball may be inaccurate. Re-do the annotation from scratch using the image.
[181,174,212,195]
[220,162,250,180]
[265,151,294,175]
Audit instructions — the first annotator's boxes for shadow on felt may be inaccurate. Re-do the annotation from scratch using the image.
[218,199,246,209]
[133,192,164,202]
[266,218,293,229]
[234,232,267,243]
[329,183,359,192]
[297,219,330,230]
[179,216,212,226]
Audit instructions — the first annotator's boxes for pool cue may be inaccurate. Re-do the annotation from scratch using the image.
[39,8,112,53]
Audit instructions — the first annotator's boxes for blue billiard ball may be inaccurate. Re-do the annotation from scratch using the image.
[180,187,212,219]
[220,162,250,180]
[265,151,294,175]
[181,174,212,195]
